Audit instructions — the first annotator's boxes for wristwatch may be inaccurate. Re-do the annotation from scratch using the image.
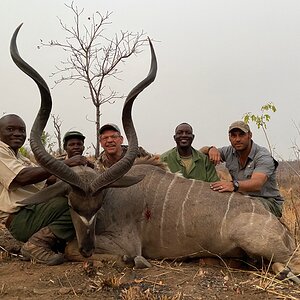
[232,180,239,192]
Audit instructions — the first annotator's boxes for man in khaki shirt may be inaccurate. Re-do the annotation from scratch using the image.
[0,114,89,265]
[0,142,45,221]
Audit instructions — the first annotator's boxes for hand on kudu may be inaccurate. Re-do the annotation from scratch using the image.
[210,181,234,193]
[64,155,94,168]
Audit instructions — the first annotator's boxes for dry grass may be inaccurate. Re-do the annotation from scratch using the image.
[280,176,300,243]
[120,286,183,300]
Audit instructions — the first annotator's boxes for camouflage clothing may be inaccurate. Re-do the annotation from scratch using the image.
[96,145,151,172]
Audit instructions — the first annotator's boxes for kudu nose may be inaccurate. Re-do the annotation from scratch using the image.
[80,245,95,258]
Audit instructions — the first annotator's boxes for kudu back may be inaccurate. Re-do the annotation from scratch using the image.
[10,24,157,258]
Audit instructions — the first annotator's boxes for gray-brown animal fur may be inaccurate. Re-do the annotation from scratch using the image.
[10,24,300,281]
[93,161,300,274]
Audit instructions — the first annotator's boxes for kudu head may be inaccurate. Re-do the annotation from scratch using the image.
[10,24,157,257]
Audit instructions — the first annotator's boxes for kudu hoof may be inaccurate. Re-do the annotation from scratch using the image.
[134,255,152,269]
[272,262,300,284]
[122,255,151,268]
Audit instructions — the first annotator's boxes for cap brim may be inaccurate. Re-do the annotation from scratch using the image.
[229,127,248,133]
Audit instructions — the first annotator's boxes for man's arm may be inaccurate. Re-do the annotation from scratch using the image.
[200,146,222,165]
[14,167,52,186]
[13,155,92,186]
[210,172,268,193]
[236,173,268,192]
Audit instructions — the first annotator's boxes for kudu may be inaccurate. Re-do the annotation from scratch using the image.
[11,25,300,282]
[10,24,157,258]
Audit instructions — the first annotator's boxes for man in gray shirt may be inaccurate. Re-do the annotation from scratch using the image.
[202,120,283,217]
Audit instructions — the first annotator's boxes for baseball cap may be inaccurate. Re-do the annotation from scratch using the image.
[63,131,85,144]
[99,123,121,135]
[228,121,250,133]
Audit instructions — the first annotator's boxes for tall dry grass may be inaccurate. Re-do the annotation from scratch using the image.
[277,160,300,243]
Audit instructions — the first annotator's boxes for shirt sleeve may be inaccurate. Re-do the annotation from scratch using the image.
[252,152,275,177]
[0,149,26,190]
[205,156,220,182]
[218,146,229,162]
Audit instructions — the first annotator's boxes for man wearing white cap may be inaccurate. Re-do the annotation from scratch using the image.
[202,120,283,217]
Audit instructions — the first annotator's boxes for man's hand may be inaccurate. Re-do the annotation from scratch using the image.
[210,181,234,192]
[64,155,92,167]
[208,147,222,165]
[86,160,95,169]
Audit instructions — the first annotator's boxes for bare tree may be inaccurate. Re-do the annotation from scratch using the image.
[40,2,147,157]
[51,114,63,155]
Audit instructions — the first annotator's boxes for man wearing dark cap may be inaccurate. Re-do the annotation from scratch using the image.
[62,131,94,168]
[202,120,283,217]
[96,123,151,171]
[46,131,94,186]
[63,130,85,147]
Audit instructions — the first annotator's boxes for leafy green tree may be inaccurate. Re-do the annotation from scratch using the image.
[243,102,277,155]
[19,146,30,158]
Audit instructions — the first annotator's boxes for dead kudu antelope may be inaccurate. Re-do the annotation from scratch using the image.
[10,23,157,258]
[11,26,300,282]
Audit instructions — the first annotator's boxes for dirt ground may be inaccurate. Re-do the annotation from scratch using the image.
[1,227,300,300]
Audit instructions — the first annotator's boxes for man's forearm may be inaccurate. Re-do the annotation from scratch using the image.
[14,167,51,186]
[200,146,210,155]
[200,146,217,155]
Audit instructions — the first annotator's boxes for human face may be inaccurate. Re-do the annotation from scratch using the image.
[100,130,123,155]
[0,115,26,152]
[174,124,194,149]
[229,129,252,152]
[64,138,84,158]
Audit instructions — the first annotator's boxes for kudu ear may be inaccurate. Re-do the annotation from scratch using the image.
[107,174,145,188]
[16,181,71,205]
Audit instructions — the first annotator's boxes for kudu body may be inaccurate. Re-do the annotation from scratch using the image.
[11,25,300,280]
[94,162,299,273]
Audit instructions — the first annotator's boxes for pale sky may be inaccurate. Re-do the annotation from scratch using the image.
[1,0,300,160]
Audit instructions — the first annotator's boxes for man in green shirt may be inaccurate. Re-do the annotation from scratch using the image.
[160,123,219,182]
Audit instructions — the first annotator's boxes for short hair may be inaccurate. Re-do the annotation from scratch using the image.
[175,122,193,133]
[0,114,24,129]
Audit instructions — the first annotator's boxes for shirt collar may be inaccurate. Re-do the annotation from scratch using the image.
[99,145,127,167]
[232,140,255,161]
[175,147,201,161]
[0,140,18,157]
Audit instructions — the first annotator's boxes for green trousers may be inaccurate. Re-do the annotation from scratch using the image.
[257,197,283,218]
[8,196,75,242]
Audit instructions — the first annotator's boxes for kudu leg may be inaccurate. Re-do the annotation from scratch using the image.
[226,213,299,275]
